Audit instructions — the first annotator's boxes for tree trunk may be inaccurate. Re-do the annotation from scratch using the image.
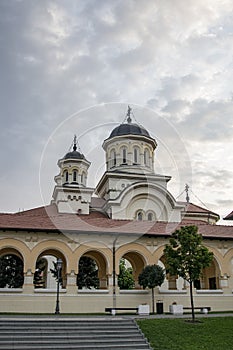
[152,287,155,314]
[190,280,195,322]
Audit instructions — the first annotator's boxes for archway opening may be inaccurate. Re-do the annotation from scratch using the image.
[77,250,108,289]
[0,249,24,288]
[120,251,146,289]
[194,259,220,290]
[34,250,66,289]
[118,258,134,290]
[77,256,99,289]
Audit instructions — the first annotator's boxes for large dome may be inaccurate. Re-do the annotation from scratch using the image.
[108,122,151,139]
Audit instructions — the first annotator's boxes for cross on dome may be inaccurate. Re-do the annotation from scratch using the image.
[127,105,132,123]
[73,135,77,151]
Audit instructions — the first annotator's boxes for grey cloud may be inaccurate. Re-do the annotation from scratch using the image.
[0,0,233,216]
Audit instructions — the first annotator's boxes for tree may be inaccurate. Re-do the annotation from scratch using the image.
[0,254,24,288]
[77,257,99,289]
[163,225,213,322]
[138,264,165,314]
[118,258,135,290]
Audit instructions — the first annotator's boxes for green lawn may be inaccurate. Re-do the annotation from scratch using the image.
[137,317,233,350]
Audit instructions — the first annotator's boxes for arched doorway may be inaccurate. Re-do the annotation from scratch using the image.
[118,258,134,290]
[0,249,24,288]
[77,250,108,289]
[194,258,220,290]
[34,250,67,289]
[120,251,146,289]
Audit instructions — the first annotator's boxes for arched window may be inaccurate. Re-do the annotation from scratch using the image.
[0,253,24,288]
[73,170,77,182]
[113,151,116,166]
[148,213,153,221]
[144,149,149,166]
[133,147,139,164]
[137,211,143,221]
[110,149,116,167]
[122,147,127,164]
[64,170,69,183]
[147,211,155,221]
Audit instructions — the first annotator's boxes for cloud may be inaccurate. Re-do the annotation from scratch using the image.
[0,0,233,215]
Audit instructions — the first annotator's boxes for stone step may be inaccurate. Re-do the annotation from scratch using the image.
[0,329,139,335]
[0,345,150,350]
[0,318,151,350]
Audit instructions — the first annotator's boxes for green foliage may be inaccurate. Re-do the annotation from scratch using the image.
[163,225,213,321]
[0,254,24,288]
[164,225,213,283]
[138,264,165,289]
[118,258,135,289]
[138,264,165,314]
[137,317,233,350]
[77,256,99,289]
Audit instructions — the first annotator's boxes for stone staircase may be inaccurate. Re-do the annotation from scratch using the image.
[0,317,152,349]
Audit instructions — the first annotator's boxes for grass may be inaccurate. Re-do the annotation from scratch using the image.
[137,317,233,350]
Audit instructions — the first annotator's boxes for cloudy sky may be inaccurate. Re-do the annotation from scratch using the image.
[0,0,233,223]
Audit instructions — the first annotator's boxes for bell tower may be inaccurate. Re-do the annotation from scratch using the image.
[51,136,94,214]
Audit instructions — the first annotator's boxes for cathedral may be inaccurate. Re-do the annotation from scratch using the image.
[0,107,233,314]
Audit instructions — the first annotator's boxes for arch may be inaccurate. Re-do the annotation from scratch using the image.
[34,248,67,289]
[119,146,128,164]
[31,241,71,273]
[133,146,140,164]
[110,148,117,167]
[0,238,31,273]
[109,181,183,222]
[81,171,87,185]
[116,244,149,289]
[64,170,69,183]
[136,210,144,221]
[73,170,77,182]
[0,248,24,288]
[144,148,150,166]
[129,192,168,222]
[146,210,156,221]
[77,249,108,289]
[195,257,221,290]
[120,251,146,289]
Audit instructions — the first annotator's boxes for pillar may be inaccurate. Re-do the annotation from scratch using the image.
[66,271,77,294]
[23,269,34,293]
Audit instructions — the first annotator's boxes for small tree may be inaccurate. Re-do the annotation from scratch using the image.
[164,225,213,322]
[118,258,135,290]
[0,255,24,288]
[138,264,165,314]
[77,257,99,289]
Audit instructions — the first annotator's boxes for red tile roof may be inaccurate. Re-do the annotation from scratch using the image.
[0,204,233,239]
[180,202,219,217]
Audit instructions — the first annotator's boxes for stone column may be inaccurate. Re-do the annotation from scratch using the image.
[219,274,230,289]
[23,269,34,294]
[66,271,77,294]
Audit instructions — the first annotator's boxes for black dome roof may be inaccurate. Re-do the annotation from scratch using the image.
[64,150,85,160]
[109,122,151,139]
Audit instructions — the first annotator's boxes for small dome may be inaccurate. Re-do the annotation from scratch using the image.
[108,122,151,139]
[63,150,85,160]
